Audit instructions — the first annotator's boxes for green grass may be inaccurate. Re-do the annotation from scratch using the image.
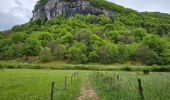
[0,69,89,100]
[1,69,170,100]
[1,59,169,71]
[90,71,170,100]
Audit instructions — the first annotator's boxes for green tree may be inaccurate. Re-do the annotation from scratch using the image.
[0,46,15,59]
[132,28,147,42]
[37,32,54,47]
[0,33,4,39]
[10,32,27,43]
[39,47,52,62]
[89,51,98,62]
[52,44,66,60]
[98,43,118,64]
[22,38,41,62]
[137,45,161,65]
[61,33,74,45]
[67,42,88,64]
[117,44,130,63]
[12,43,24,57]
[143,35,166,54]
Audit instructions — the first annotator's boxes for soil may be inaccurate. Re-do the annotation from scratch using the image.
[77,79,98,100]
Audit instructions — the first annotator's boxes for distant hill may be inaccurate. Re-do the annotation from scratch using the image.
[0,0,170,65]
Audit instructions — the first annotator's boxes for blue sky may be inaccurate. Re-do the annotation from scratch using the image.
[0,0,170,31]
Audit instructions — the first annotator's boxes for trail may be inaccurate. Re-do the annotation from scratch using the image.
[77,79,98,100]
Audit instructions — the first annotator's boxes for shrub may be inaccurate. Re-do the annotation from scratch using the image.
[122,66,132,71]
[39,47,52,62]
[143,69,150,75]
[151,67,170,72]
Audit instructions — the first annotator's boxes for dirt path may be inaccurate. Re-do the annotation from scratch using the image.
[77,79,98,100]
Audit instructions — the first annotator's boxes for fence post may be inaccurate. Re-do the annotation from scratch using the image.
[50,82,55,100]
[74,72,76,78]
[138,79,144,100]
[65,76,67,90]
[71,74,73,83]
[117,75,120,90]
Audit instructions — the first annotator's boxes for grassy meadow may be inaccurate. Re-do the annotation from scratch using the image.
[90,71,170,100]
[0,69,89,100]
[0,58,169,72]
[0,69,170,100]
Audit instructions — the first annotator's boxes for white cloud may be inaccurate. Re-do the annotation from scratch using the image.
[0,0,37,31]
[108,0,170,13]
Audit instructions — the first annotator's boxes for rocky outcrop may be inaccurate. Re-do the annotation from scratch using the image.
[33,0,114,20]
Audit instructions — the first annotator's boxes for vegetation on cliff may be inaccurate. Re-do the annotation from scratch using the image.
[0,0,170,66]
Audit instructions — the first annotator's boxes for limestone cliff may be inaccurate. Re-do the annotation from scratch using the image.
[33,0,114,20]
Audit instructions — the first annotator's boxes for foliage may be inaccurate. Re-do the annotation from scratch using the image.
[39,47,52,62]
[90,72,170,100]
[34,0,48,10]
[1,0,170,65]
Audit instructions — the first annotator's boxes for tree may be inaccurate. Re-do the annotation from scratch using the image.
[67,42,88,64]
[132,28,146,42]
[143,35,166,54]
[105,30,119,43]
[117,44,130,63]
[22,38,41,62]
[12,43,24,57]
[37,32,54,47]
[0,33,4,39]
[61,33,74,45]
[97,43,118,64]
[52,44,66,60]
[136,45,165,65]
[117,30,135,44]
[10,32,27,43]
[89,51,98,62]
[160,49,170,65]
[45,15,65,26]
[98,15,112,25]
[0,46,15,59]
[156,24,169,36]
[39,47,52,62]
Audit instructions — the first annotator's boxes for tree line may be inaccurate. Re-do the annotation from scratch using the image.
[0,13,169,65]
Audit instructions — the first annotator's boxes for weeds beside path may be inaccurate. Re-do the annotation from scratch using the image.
[77,78,98,100]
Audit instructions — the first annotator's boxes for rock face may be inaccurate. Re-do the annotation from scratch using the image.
[33,0,114,20]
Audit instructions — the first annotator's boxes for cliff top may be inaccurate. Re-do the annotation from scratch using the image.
[34,0,136,13]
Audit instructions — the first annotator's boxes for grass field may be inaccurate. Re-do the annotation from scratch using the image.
[0,59,169,71]
[0,69,89,100]
[90,71,170,100]
[0,69,170,100]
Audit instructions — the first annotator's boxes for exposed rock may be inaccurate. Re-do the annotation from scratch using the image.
[33,0,114,20]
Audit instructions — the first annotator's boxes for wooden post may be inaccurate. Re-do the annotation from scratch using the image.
[74,72,76,79]
[65,76,67,90]
[117,75,119,80]
[50,82,55,100]
[138,79,144,100]
[117,75,120,89]
[71,74,73,83]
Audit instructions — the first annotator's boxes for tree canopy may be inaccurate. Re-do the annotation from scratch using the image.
[1,0,170,65]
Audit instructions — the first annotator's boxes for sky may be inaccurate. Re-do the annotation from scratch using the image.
[0,0,170,31]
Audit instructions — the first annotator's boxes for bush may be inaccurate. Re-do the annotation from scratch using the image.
[151,67,170,72]
[40,55,51,62]
[0,64,2,69]
[30,65,41,69]
[143,69,150,75]
[39,47,52,62]
[121,66,132,71]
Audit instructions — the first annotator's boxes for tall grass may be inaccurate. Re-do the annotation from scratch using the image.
[90,71,170,100]
[0,69,86,100]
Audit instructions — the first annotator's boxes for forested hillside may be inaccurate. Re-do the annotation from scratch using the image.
[0,0,170,65]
